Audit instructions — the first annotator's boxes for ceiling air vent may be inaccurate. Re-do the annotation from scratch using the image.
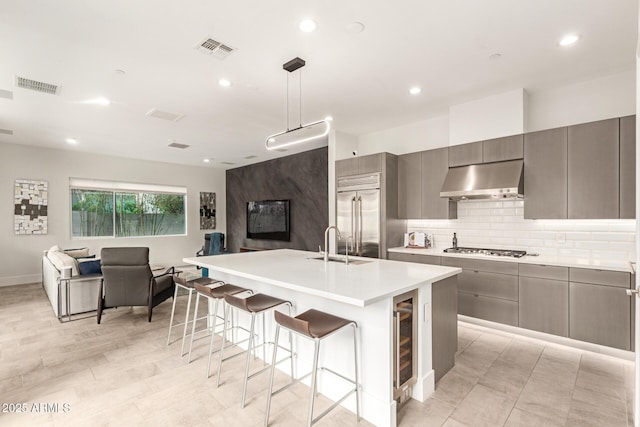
[0,89,13,100]
[220,161,235,165]
[168,142,190,149]
[196,37,236,60]
[15,76,59,95]
[146,108,184,122]
[0,128,14,135]
[244,155,257,160]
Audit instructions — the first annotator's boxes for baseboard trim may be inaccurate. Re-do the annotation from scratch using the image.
[0,274,41,287]
[459,315,634,361]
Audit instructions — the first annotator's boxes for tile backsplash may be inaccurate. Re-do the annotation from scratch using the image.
[407,200,636,261]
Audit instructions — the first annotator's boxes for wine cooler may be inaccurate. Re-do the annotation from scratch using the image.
[393,289,418,407]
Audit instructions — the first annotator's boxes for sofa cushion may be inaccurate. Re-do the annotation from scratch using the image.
[78,259,102,275]
[47,250,79,276]
[64,247,90,258]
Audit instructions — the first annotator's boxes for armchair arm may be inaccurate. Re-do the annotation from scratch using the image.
[196,246,205,257]
[153,266,175,278]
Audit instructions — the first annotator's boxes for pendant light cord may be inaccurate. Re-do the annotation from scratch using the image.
[286,73,289,131]
[299,70,302,128]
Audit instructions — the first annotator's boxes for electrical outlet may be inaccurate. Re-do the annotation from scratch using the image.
[556,232,566,243]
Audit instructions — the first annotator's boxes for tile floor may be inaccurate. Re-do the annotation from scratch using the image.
[0,282,635,426]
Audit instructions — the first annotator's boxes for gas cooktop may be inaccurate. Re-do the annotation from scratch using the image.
[443,247,527,258]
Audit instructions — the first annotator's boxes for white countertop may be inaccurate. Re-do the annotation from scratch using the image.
[184,249,461,307]
[388,247,634,273]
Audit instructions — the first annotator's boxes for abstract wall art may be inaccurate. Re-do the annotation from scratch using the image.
[14,179,48,235]
[199,192,216,229]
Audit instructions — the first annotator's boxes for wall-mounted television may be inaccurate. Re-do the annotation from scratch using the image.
[246,200,290,241]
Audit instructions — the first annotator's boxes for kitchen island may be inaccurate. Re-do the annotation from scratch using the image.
[184,249,460,427]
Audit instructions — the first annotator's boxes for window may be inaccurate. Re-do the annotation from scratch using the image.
[70,179,186,238]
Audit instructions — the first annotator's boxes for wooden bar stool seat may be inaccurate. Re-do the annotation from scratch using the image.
[264,309,361,427]
[167,276,222,356]
[216,292,294,409]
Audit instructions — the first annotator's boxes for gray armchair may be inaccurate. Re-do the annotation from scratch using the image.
[97,247,175,324]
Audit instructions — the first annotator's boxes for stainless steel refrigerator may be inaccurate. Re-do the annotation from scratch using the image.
[336,173,381,258]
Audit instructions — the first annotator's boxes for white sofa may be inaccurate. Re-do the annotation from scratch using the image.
[42,247,102,319]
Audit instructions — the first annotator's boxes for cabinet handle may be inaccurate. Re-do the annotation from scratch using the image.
[474,294,479,298]
[473,270,479,273]
[539,264,546,267]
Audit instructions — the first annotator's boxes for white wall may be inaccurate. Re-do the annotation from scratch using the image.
[358,115,449,156]
[1,142,226,286]
[449,88,527,146]
[408,200,636,261]
[527,69,636,131]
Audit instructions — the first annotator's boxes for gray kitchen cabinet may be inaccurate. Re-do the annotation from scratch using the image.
[432,275,457,383]
[620,115,636,219]
[335,158,358,178]
[458,292,518,326]
[335,153,384,178]
[568,118,620,219]
[421,147,456,219]
[441,257,518,275]
[524,127,568,219]
[519,276,568,337]
[457,270,518,301]
[397,152,422,219]
[569,282,631,350]
[482,135,523,163]
[448,142,482,167]
[388,252,441,265]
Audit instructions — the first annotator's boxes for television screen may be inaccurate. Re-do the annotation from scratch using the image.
[246,200,290,241]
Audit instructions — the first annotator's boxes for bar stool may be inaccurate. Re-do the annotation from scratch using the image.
[188,282,252,378]
[166,276,222,356]
[217,292,294,409]
[264,309,361,427]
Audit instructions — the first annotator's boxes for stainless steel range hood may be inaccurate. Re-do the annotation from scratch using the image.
[440,159,524,200]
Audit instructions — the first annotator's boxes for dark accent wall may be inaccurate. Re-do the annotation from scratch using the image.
[226,147,328,253]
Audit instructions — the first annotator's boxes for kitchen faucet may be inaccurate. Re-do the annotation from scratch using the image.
[323,226,341,262]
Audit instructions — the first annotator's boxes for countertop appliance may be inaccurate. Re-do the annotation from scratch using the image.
[444,247,527,258]
[336,173,381,258]
[440,159,524,200]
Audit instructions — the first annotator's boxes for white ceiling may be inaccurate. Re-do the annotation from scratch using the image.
[0,0,637,169]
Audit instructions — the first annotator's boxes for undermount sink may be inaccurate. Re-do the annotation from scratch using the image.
[306,256,372,265]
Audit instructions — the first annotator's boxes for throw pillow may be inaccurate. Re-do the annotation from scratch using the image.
[64,247,90,258]
[78,259,102,275]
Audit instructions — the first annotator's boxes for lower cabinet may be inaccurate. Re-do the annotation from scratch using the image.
[519,277,569,337]
[569,282,631,351]
[432,276,457,383]
[458,293,518,326]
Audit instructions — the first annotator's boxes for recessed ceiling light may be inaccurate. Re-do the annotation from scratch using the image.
[299,19,318,33]
[325,116,333,122]
[346,22,365,34]
[219,79,232,87]
[114,69,126,75]
[409,87,422,95]
[203,158,211,163]
[83,97,111,106]
[559,34,579,46]
[489,53,502,61]
[66,138,78,145]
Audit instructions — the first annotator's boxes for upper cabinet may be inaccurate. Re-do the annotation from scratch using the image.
[482,135,523,163]
[422,148,456,219]
[620,115,636,219]
[335,153,383,178]
[568,118,619,219]
[398,148,456,220]
[448,142,482,167]
[524,127,568,219]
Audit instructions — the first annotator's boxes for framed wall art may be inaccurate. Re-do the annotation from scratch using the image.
[15,179,48,235]
[200,192,216,229]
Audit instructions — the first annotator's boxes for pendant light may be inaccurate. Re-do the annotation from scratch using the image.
[265,57,330,150]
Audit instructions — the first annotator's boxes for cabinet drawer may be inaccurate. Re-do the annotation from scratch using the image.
[569,282,631,350]
[441,257,518,275]
[457,270,518,301]
[569,268,630,288]
[518,264,568,281]
[519,277,568,337]
[388,252,441,265]
[458,292,518,326]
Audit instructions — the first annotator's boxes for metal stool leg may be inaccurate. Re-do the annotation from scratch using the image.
[166,284,180,345]
[353,324,361,422]
[264,323,281,427]
[180,288,194,356]
[307,339,321,427]
[206,298,220,378]
[187,292,201,363]
[241,312,257,408]
[216,304,230,388]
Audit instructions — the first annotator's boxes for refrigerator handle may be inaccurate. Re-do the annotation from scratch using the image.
[358,196,363,254]
[352,196,358,254]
